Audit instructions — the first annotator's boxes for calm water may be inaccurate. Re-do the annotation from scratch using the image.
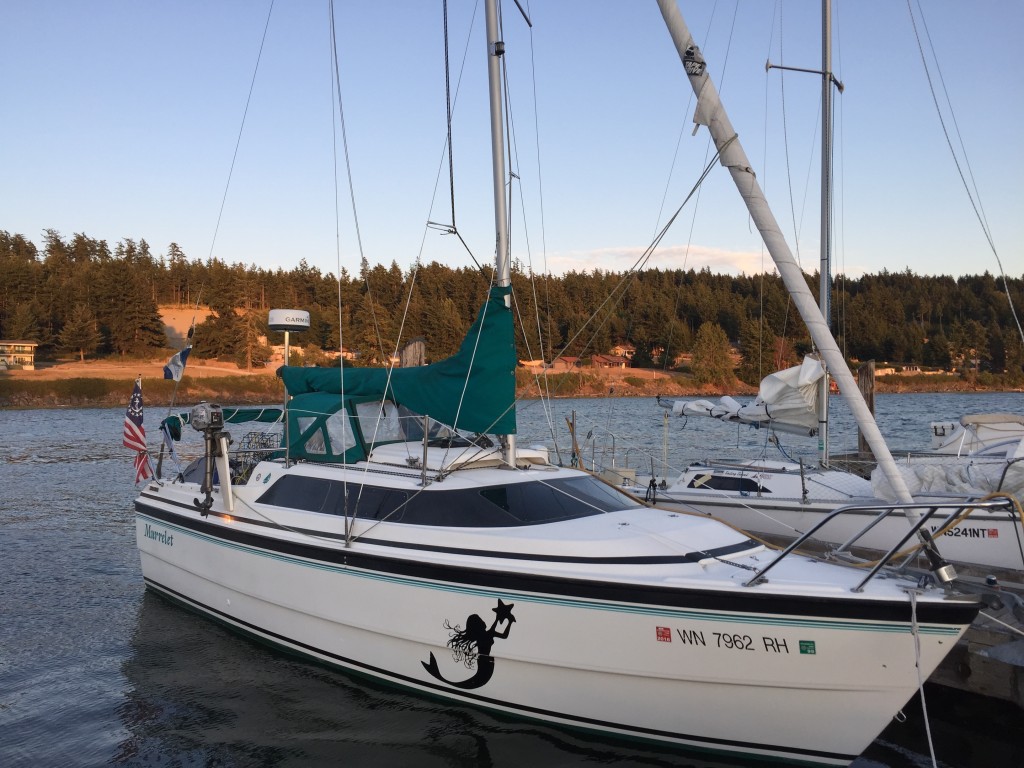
[1,393,1022,767]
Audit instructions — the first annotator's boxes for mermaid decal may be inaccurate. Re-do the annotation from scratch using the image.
[422,599,516,689]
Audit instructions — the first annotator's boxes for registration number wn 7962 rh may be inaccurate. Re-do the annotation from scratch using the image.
[656,626,813,654]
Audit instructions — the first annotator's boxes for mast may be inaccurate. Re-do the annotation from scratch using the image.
[764,2,841,466]
[484,0,516,465]
[818,0,834,466]
[655,0,915,506]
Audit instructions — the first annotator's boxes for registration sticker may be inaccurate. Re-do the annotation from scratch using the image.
[799,640,817,655]
[656,627,672,642]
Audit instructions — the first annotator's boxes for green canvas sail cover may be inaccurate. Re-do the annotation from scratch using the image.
[279,285,517,436]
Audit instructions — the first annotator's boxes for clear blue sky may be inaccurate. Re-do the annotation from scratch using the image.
[2,1,1020,281]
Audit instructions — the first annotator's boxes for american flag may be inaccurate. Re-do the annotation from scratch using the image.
[123,377,152,483]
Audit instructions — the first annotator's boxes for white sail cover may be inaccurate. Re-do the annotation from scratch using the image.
[871,436,1024,500]
[670,357,824,437]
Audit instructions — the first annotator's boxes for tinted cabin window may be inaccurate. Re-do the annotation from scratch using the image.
[257,475,335,512]
[255,474,639,528]
[400,476,640,527]
[338,486,410,522]
[687,475,766,493]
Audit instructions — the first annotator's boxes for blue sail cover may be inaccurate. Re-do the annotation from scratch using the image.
[279,285,517,436]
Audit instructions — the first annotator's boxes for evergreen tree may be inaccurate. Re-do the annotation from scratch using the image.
[165,242,191,306]
[301,342,331,367]
[660,318,690,370]
[194,288,242,359]
[922,331,952,369]
[59,304,102,361]
[1004,328,1024,385]
[423,297,464,360]
[4,302,41,341]
[691,322,736,387]
[100,263,166,356]
[736,318,777,386]
[987,322,1006,373]
[631,343,654,369]
[235,306,270,370]
[353,293,396,366]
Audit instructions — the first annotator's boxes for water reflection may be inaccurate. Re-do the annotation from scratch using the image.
[117,593,775,767]
[115,592,1024,768]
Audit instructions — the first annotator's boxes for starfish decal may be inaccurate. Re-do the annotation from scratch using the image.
[492,599,516,626]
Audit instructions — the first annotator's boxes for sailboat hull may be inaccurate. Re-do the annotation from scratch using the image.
[643,461,1024,572]
[136,475,975,767]
[668,495,1023,572]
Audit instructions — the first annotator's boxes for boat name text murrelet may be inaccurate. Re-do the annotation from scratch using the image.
[144,524,174,546]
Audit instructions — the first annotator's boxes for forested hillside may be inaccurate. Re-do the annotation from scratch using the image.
[2,229,1022,387]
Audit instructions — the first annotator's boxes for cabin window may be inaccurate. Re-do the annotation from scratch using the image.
[549,476,645,513]
[337,485,410,522]
[397,475,641,527]
[255,474,639,526]
[256,475,335,513]
[687,475,766,493]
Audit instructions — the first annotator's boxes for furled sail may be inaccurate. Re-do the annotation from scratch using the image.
[665,356,824,437]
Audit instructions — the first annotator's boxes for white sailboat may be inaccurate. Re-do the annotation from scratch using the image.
[930,412,1024,456]
[134,3,983,765]
[637,2,1024,577]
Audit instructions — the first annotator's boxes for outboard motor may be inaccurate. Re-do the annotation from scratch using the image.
[191,402,230,515]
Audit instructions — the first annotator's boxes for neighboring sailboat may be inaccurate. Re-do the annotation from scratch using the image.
[134,3,983,765]
[930,412,1024,456]
[633,2,1024,576]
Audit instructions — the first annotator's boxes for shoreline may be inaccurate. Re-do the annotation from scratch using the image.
[1,359,1018,409]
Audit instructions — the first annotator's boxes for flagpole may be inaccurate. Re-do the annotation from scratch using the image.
[158,289,203,480]
[165,287,203,415]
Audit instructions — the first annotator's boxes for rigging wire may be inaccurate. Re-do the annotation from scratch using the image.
[756,1,781,381]
[426,0,488,277]
[546,145,733,383]
[522,0,562,463]
[833,1,848,362]
[157,1,276,473]
[327,0,355,539]
[425,1,489,279]
[327,0,499,513]
[327,1,437,536]
[206,0,276,264]
[326,2,391,372]
[327,0,345,383]
[443,0,457,231]
[649,5,720,377]
[907,0,1024,347]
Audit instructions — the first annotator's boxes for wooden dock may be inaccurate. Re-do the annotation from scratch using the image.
[929,575,1024,710]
